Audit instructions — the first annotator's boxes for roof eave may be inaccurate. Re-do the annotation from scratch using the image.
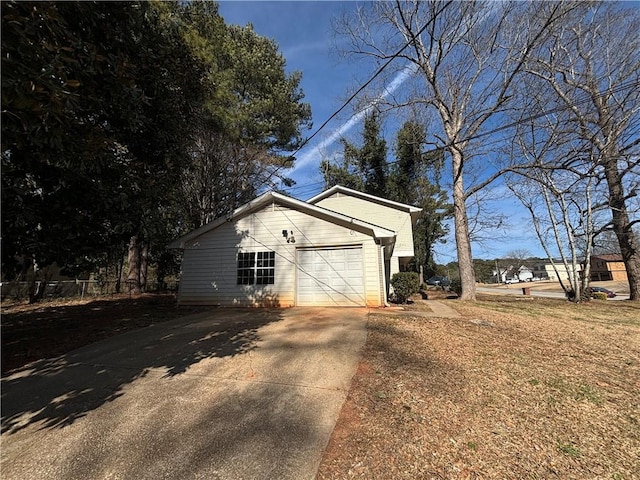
[169,190,397,249]
[308,185,422,214]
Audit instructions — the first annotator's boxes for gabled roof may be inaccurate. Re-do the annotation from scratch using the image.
[307,185,422,220]
[169,190,396,249]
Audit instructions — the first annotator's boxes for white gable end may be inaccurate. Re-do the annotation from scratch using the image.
[177,201,387,307]
[311,192,416,257]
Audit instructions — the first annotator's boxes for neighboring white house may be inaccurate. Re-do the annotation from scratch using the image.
[169,186,421,307]
[492,265,534,283]
[532,261,582,282]
[516,266,534,282]
[492,267,510,283]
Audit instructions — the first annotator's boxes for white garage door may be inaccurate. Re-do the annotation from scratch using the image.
[296,247,365,306]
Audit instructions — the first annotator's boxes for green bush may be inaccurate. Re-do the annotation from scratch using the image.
[449,278,462,296]
[592,291,608,301]
[390,272,420,304]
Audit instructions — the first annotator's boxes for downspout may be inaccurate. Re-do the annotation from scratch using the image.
[380,244,389,307]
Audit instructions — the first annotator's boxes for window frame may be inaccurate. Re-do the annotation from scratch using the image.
[237,251,275,286]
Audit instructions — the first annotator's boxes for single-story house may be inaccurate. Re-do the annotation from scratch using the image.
[590,254,628,282]
[169,185,421,307]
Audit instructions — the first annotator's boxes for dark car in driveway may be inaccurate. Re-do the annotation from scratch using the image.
[426,276,451,287]
[589,286,617,298]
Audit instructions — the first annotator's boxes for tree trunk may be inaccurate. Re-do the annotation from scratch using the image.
[115,251,124,294]
[451,149,476,300]
[602,156,640,301]
[140,241,149,293]
[24,256,39,304]
[127,236,141,295]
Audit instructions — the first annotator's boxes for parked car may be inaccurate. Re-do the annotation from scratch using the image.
[589,286,617,298]
[426,276,451,287]
[505,277,519,284]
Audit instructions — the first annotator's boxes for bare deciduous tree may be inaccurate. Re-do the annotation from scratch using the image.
[178,130,294,231]
[335,0,574,299]
[505,101,603,301]
[524,3,640,300]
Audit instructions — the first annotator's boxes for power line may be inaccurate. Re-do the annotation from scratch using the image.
[281,1,454,167]
[457,79,640,148]
[281,77,640,198]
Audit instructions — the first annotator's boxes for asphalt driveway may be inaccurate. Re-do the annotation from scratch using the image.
[1,307,368,479]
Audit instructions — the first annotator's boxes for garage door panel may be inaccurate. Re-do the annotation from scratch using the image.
[296,247,364,306]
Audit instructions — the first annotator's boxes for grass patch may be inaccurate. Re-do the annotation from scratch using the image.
[574,383,602,405]
[558,443,582,457]
[475,295,640,327]
[318,297,640,479]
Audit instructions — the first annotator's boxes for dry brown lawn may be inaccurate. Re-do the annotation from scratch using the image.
[318,295,640,479]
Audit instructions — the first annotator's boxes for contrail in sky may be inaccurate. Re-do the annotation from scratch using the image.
[293,63,418,174]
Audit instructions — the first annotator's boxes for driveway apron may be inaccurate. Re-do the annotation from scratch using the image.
[1,307,367,480]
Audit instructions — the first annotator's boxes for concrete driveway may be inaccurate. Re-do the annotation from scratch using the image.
[1,307,367,479]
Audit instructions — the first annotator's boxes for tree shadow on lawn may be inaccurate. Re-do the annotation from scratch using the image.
[1,308,283,435]
[366,318,468,398]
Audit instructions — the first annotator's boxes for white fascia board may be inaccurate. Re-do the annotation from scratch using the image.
[168,190,396,249]
[308,185,422,215]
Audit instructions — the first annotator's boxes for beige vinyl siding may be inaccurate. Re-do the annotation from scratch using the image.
[315,194,415,257]
[178,203,383,306]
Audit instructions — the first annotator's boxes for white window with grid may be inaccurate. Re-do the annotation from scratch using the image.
[237,251,275,286]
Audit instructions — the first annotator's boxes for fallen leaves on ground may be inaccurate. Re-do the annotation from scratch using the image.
[317,296,640,479]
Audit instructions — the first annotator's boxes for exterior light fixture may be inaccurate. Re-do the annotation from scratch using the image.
[283,229,295,243]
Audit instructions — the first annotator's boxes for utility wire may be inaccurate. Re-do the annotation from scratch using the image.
[456,79,640,147]
[281,1,454,166]
[282,77,640,197]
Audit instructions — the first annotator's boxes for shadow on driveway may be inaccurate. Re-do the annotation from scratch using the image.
[1,307,367,480]
[1,308,283,435]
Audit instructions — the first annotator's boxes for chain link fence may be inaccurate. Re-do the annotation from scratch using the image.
[1,280,179,301]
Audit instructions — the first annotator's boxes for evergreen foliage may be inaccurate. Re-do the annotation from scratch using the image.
[321,115,452,277]
[390,272,420,304]
[1,1,311,294]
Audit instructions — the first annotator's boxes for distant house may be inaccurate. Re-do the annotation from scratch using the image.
[492,265,534,283]
[169,186,421,307]
[590,254,627,282]
[532,261,581,282]
[492,268,509,283]
[516,265,534,282]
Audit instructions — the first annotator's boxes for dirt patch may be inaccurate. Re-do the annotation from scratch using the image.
[1,294,210,374]
[318,297,640,479]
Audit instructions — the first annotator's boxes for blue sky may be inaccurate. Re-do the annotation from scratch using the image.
[218,1,357,195]
[217,1,552,263]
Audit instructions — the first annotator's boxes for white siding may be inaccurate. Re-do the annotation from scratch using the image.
[314,194,415,257]
[178,203,384,307]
